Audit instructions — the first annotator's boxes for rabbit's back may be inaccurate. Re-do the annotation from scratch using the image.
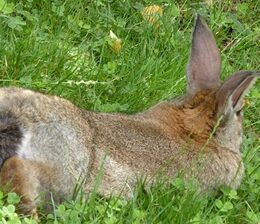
[85,102,244,194]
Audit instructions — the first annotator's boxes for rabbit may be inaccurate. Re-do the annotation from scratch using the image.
[0,15,259,216]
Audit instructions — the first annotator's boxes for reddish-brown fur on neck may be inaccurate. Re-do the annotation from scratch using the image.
[180,91,217,137]
[148,90,217,147]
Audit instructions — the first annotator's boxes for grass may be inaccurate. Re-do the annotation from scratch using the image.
[0,0,259,223]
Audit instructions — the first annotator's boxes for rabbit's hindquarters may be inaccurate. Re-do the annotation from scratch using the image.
[0,87,94,214]
[0,156,57,216]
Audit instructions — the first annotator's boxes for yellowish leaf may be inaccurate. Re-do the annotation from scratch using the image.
[141,5,163,28]
[109,30,122,54]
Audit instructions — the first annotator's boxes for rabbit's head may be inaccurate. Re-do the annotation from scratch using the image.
[176,15,259,153]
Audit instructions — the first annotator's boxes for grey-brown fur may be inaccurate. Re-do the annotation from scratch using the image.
[0,15,259,216]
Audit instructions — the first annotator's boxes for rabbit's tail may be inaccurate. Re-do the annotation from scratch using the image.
[0,111,23,166]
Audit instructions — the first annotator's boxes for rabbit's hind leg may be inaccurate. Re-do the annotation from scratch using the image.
[0,156,53,218]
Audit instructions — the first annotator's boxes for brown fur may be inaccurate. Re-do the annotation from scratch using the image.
[0,156,63,217]
[147,91,216,141]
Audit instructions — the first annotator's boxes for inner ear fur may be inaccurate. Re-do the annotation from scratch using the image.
[186,14,221,95]
[216,70,260,115]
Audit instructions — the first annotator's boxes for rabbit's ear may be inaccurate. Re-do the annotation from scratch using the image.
[186,15,221,95]
[216,71,260,116]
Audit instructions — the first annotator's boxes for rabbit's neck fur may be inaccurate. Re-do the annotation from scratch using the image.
[144,91,243,154]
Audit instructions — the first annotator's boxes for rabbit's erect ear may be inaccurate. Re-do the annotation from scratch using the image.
[186,15,221,95]
[216,71,260,116]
